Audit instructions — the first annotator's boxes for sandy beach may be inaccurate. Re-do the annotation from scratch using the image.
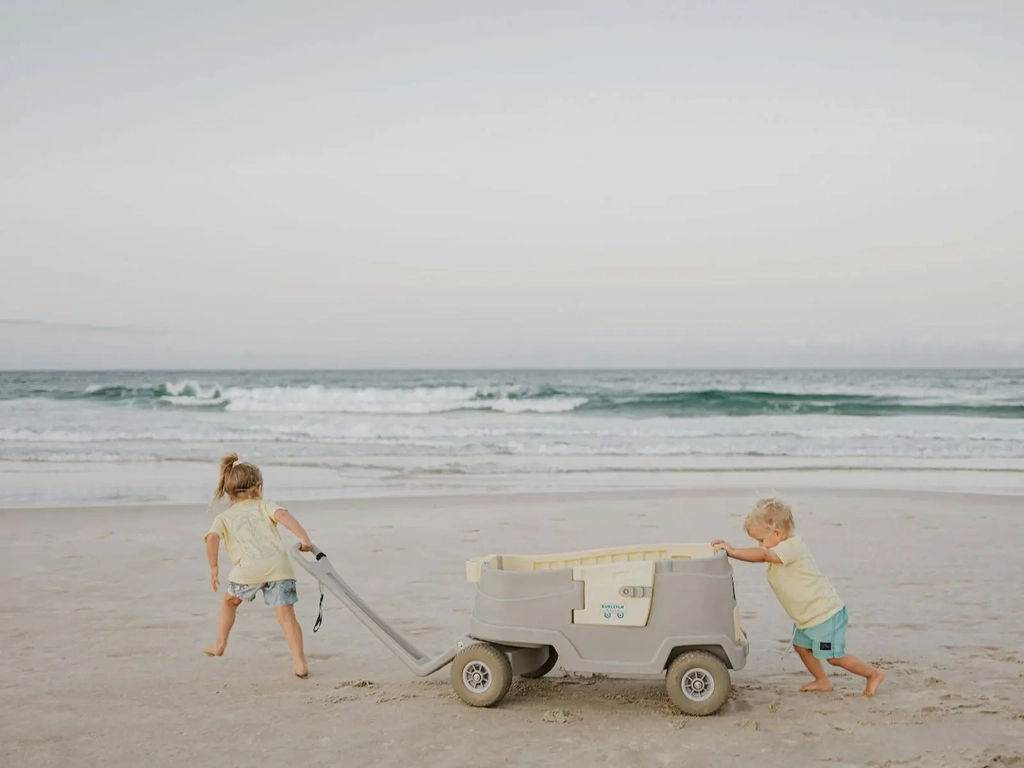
[1,486,1022,768]
[5,0,1023,762]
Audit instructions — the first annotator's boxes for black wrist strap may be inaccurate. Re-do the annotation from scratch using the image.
[313,584,324,633]
[312,550,327,633]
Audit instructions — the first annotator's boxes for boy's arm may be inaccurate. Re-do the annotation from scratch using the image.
[205,533,221,591]
[273,508,313,551]
[729,547,783,564]
[711,540,783,564]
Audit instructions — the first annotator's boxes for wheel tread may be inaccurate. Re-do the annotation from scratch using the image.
[665,650,731,716]
[451,643,513,708]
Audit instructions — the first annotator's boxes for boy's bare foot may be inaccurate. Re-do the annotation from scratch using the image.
[203,646,224,657]
[800,679,834,692]
[294,666,308,678]
[863,669,885,697]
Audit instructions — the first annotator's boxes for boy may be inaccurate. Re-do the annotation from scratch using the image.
[713,498,884,696]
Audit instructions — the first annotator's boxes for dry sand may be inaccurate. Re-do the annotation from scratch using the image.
[2,488,1022,767]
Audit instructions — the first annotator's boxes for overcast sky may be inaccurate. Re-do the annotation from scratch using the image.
[2,1,1022,369]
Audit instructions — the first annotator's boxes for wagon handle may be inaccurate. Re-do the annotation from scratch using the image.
[289,543,457,676]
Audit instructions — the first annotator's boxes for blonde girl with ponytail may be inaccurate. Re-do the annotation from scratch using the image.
[203,454,313,678]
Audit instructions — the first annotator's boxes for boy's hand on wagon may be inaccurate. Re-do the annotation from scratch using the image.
[210,565,220,592]
[298,538,313,552]
[711,540,734,555]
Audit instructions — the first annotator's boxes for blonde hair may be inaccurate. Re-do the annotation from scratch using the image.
[744,497,795,536]
[213,453,263,503]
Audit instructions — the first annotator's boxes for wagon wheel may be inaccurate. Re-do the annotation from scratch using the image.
[665,650,731,716]
[450,643,513,708]
[520,647,559,679]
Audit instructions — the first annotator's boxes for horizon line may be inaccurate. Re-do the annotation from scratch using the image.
[3,366,1023,374]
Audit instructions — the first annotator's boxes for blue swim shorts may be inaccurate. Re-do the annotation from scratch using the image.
[792,606,848,659]
[228,579,298,607]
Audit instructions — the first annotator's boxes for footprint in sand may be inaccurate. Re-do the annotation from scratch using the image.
[324,694,357,705]
[375,692,416,704]
[977,750,1024,767]
[542,708,579,724]
[337,680,377,689]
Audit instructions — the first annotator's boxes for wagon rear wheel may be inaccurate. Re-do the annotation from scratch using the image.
[665,650,730,716]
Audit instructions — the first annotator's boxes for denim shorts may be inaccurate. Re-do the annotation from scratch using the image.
[228,579,298,606]
[792,606,848,659]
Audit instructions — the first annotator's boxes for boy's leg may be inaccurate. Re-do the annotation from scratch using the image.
[795,645,833,692]
[827,656,885,697]
[792,623,833,692]
[274,605,308,677]
[204,594,241,656]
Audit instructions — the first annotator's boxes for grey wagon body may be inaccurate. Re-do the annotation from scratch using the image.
[292,542,748,715]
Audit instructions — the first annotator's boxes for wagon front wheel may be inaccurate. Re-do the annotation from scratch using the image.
[520,647,559,679]
[665,650,731,716]
[451,643,513,708]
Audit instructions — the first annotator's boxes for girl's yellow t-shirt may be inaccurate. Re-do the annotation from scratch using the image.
[766,535,844,630]
[205,499,295,585]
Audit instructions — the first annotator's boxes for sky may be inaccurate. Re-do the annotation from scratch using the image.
[1,1,1022,369]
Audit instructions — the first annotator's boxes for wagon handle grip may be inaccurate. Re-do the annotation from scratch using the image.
[294,542,327,560]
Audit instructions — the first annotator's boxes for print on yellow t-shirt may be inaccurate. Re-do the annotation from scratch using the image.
[205,499,296,585]
[766,536,844,629]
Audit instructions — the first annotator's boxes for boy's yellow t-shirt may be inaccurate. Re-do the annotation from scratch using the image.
[205,499,295,585]
[766,535,844,629]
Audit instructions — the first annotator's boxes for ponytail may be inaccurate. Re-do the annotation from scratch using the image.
[213,453,240,502]
[213,453,263,503]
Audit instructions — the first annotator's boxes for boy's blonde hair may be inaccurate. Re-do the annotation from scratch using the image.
[744,497,795,535]
[213,453,263,503]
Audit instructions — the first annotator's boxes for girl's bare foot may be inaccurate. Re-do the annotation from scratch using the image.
[801,679,834,692]
[863,669,885,697]
[204,646,225,657]
[294,665,308,678]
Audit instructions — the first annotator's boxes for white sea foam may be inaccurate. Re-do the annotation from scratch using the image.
[2,371,1024,481]
[220,385,586,414]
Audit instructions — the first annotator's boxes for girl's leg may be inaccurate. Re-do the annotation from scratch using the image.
[795,645,833,692]
[827,656,885,697]
[204,595,241,656]
[274,604,308,677]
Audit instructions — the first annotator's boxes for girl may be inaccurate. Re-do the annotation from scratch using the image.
[203,454,313,678]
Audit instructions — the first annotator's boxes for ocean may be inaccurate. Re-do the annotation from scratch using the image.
[3,369,1023,506]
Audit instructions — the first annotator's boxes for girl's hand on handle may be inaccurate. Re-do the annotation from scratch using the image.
[298,538,313,552]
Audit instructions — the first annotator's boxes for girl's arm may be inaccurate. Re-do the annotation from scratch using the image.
[274,508,313,551]
[711,540,783,564]
[205,533,221,591]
